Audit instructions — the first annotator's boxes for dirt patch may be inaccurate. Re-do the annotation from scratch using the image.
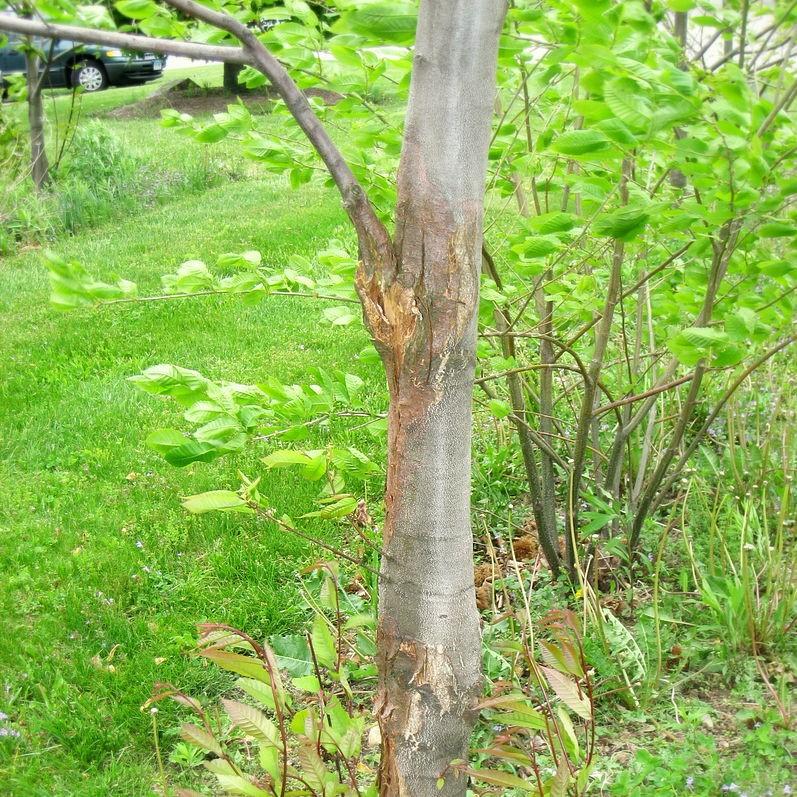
[108,78,343,119]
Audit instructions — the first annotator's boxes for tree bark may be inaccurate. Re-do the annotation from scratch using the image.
[223,61,243,93]
[355,3,507,795]
[25,48,50,191]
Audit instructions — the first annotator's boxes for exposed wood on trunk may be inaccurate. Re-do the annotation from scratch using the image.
[355,3,507,795]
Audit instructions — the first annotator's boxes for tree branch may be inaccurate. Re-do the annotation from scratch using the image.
[0,15,251,64]
[162,0,392,261]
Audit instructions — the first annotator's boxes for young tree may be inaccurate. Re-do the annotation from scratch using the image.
[0,2,507,794]
[4,0,796,793]
[23,41,51,189]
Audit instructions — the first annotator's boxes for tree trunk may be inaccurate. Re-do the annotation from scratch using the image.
[25,48,50,190]
[223,61,243,93]
[355,3,507,795]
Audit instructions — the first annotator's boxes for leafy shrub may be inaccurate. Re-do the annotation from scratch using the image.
[151,562,597,796]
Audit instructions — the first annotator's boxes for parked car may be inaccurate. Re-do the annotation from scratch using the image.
[0,35,166,92]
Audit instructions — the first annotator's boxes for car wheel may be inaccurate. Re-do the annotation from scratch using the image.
[72,61,108,93]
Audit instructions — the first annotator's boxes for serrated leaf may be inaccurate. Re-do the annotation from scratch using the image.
[593,206,650,240]
[323,306,358,326]
[182,490,249,515]
[520,236,560,258]
[195,124,228,144]
[200,649,270,684]
[236,678,276,711]
[541,666,591,719]
[338,2,417,43]
[759,222,797,238]
[464,768,535,791]
[298,743,329,790]
[115,0,158,19]
[212,774,270,797]
[596,117,638,147]
[552,129,612,156]
[222,699,279,745]
[311,615,336,669]
[550,756,571,797]
[528,212,578,234]
[180,723,222,756]
[604,77,652,128]
[487,399,512,419]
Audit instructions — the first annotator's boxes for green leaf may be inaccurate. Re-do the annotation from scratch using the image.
[211,774,270,797]
[298,744,329,791]
[222,699,279,745]
[758,221,797,238]
[270,634,312,676]
[338,3,417,43]
[217,250,262,270]
[725,308,757,341]
[552,129,612,156]
[487,399,512,419]
[541,666,592,719]
[292,675,321,692]
[180,723,222,756]
[528,212,578,235]
[323,306,358,326]
[115,0,159,19]
[262,450,313,468]
[311,615,336,669]
[604,78,652,128]
[182,490,249,515]
[593,206,650,240]
[200,649,270,684]
[195,124,229,144]
[518,236,560,258]
[302,495,358,519]
[235,678,276,712]
[464,768,536,791]
[595,118,639,147]
[668,326,729,366]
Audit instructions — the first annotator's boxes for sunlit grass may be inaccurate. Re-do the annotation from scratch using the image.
[0,156,384,794]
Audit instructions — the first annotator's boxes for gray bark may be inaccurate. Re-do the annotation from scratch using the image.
[355,3,508,795]
[223,61,243,93]
[0,16,249,63]
[25,48,50,190]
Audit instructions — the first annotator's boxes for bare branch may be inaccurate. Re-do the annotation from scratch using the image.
[0,15,250,63]
[162,0,392,259]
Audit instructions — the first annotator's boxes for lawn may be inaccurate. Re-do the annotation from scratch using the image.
[0,72,385,795]
[1,68,795,797]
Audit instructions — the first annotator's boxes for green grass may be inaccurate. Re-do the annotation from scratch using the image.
[0,160,383,794]
[2,65,794,797]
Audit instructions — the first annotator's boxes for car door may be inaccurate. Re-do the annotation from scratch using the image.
[0,33,26,74]
[44,38,71,87]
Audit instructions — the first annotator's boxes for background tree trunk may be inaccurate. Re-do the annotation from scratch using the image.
[25,46,50,190]
[223,61,243,93]
[355,2,507,795]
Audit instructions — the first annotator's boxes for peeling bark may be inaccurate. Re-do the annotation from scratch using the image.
[355,3,508,795]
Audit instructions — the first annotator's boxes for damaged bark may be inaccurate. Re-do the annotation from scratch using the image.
[354,3,508,795]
